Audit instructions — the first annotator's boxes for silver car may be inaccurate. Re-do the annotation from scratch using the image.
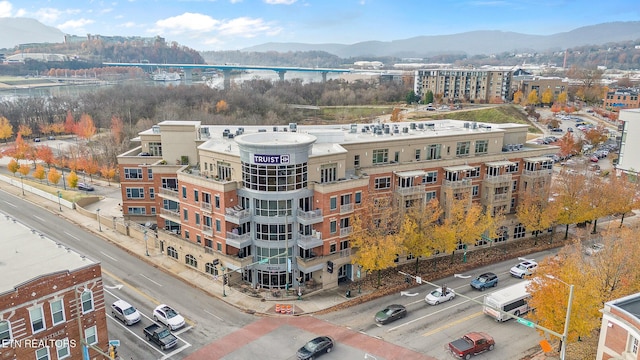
[111,300,141,325]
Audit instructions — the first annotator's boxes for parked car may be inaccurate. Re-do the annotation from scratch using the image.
[111,300,142,325]
[33,138,41,142]
[585,243,605,256]
[77,183,95,191]
[510,260,538,278]
[425,286,455,305]
[153,304,185,330]
[470,272,498,291]
[296,336,334,360]
[448,332,495,359]
[374,304,407,325]
[590,155,599,163]
[47,135,55,140]
[567,127,574,132]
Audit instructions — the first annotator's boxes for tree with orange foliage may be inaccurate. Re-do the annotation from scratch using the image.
[606,174,639,226]
[18,124,33,138]
[84,158,100,181]
[47,168,62,186]
[0,116,13,143]
[51,122,65,135]
[11,133,30,160]
[584,126,609,148]
[550,103,562,114]
[76,113,97,140]
[36,146,55,168]
[389,107,403,122]
[215,100,229,113]
[100,165,117,186]
[555,133,581,159]
[564,105,575,114]
[33,164,46,183]
[18,163,30,178]
[64,110,76,134]
[110,116,125,144]
[7,159,19,175]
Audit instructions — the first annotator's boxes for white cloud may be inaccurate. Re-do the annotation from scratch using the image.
[120,21,137,28]
[153,12,219,35]
[58,18,95,31]
[34,8,63,23]
[0,1,12,17]
[218,17,278,37]
[264,0,296,4]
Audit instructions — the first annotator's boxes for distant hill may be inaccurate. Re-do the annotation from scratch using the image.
[243,21,640,57]
[0,17,65,49]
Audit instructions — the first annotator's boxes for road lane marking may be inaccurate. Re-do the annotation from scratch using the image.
[102,269,160,306]
[5,201,16,208]
[33,215,45,222]
[140,273,163,287]
[204,309,224,322]
[100,251,119,262]
[421,311,484,337]
[64,232,81,241]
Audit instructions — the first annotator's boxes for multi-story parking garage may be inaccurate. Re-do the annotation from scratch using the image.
[118,118,556,291]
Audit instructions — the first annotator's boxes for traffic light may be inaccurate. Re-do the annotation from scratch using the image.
[109,345,117,359]
[223,274,228,285]
[327,261,333,274]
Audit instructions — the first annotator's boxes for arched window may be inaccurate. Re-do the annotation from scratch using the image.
[205,262,218,276]
[185,254,197,268]
[167,246,178,259]
[0,320,12,343]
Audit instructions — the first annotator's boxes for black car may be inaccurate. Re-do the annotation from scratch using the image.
[470,272,499,291]
[296,336,334,360]
[374,304,407,325]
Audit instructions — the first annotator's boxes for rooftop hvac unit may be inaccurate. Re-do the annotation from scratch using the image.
[410,123,416,130]
[464,122,470,128]
[403,127,409,133]
[258,129,267,133]
[289,123,298,132]
[152,125,160,134]
[350,124,357,133]
[425,123,435,129]
[418,123,425,130]
[273,126,278,132]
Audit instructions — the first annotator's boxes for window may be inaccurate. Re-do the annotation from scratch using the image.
[50,299,65,326]
[127,207,146,215]
[85,325,97,345]
[215,195,220,209]
[194,189,199,202]
[330,220,337,234]
[475,140,488,154]
[426,191,437,202]
[149,188,155,199]
[182,186,187,199]
[629,335,639,354]
[320,164,337,183]
[456,141,470,156]
[205,238,213,249]
[205,262,218,275]
[514,224,526,239]
[0,320,11,343]
[196,235,201,244]
[125,188,144,199]
[330,197,337,211]
[183,209,188,221]
[329,243,337,253]
[147,168,153,180]
[372,149,389,164]
[468,167,480,178]
[415,149,421,160]
[167,246,178,259]
[354,155,360,168]
[56,338,70,359]
[81,291,94,313]
[29,307,45,333]
[355,192,362,204]
[374,177,391,189]
[195,213,200,225]
[184,230,190,240]
[486,167,500,176]
[506,163,519,173]
[426,144,441,160]
[162,178,178,190]
[35,347,50,360]
[215,219,221,232]
[149,142,162,156]
[124,168,142,179]
[242,162,307,192]
[218,161,232,180]
[217,242,222,251]
[512,180,518,191]
[394,151,400,163]
[423,171,437,184]
[472,185,479,197]
[185,254,197,268]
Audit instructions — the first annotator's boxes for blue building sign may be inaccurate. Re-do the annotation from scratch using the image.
[253,154,290,164]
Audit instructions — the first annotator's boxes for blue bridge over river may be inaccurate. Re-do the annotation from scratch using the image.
[103,62,351,88]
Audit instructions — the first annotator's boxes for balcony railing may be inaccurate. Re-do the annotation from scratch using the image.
[395,186,425,196]
[160,208,180,221]
[340,227,353,237]
[493,193,509,201]
[202,225,213,236]
[297,208,323,225]
[522,169,553,177]
[442,178,472,188]
[225,207,251,224]
[159,187,179,198]
[298,233,323,250]
[225,231,252,249]
[340,203,354,214]
[484,174,512,185]
[200,202,212,212]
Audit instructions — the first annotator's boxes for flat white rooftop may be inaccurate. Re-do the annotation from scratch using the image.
[0,211,96,294]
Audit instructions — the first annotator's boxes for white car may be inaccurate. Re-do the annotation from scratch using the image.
[425,288,455,305]
[510,260,538,278]
[111,300,141,326]
[153,304,185,330]
[585,243,605,256]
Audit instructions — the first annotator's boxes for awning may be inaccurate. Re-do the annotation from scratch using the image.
[395,170,426,177]
[444,165,474,172]
[524,156,553,163]
[485,160,516,167]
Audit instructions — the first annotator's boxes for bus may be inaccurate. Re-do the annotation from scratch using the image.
[483,280,532,322]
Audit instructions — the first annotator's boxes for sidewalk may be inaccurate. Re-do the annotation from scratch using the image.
[0,172,359,317]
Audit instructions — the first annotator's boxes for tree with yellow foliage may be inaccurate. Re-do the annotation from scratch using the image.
[607,175,639,226]
[7,159,19,175]
[399,200,442,273]
[18,124,32,138]
[67,171,79,189]
[18,163,30,178]
[215,100,229,113]
[438,194,489,263]
[516,184,560,244]
[0,116,13,143]
[541,88,554,106]
[350,195,403,287]
[513,90,524,104]
[554,170,592,239]
[33,164,46,183]
[47,168,62,186]
[100,165,117,186]
[527,89,539,106]
[557,91,568,105]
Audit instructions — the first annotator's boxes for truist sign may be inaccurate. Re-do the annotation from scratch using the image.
[253,154,290,164]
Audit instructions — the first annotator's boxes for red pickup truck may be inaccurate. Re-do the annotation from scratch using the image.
[447,332,495,359]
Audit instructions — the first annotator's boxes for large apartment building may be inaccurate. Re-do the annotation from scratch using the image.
[414,68,512,103]
[604,89,640,112]
[616,109,640,177]
[0,212,107,359]
[596,292,640,359]
[118,119,555,291]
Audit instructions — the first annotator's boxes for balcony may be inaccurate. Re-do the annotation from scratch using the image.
[339,203,354,214]
[158,187,179,200]
[297,208,323,225]
[298,232,323,250]
[202,225,213,237]
[296,255,326,272]
[225,231,252,249]
[442,178,473,189]
[200,202,212,213]
[484,174,512,186]
[340,227,353,237]
[395,185,425,196]
[225,207,251,224]
[160,208,180,222]
[523,169,553,178]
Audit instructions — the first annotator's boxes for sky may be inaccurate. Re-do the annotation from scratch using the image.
[0,0,638,51]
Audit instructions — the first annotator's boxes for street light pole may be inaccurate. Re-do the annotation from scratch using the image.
[143,230,149,256]
[20,174,25,196]
[560,284,575,360]
[96,208,102,231]
[57,191,62,211]
[221,266,226,297]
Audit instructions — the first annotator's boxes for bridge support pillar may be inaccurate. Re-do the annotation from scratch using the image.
[183,68,192,84]
[321,72,328,82]
[222,69,233,89]
[277,70,287,81]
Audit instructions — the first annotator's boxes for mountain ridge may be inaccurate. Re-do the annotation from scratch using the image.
[0,17,65,49]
